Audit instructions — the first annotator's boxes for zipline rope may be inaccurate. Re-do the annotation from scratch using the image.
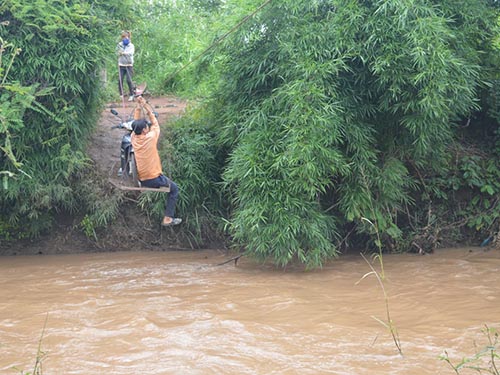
[163,0,273,85]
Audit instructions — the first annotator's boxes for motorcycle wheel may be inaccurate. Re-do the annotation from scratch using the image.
[123,153,131,179]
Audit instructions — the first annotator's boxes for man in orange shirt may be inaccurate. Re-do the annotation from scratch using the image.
[131,96,181,227]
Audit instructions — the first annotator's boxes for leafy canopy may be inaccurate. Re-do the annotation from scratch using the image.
[190,0,500,267]
[0,0,132,238]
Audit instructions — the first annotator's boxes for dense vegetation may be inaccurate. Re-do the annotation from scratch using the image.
[150,0,500,267]
[129,0,263,97]
[0,0,132,238]
[1,0,499,268]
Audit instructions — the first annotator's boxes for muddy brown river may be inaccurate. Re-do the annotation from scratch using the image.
[0,247,499,374]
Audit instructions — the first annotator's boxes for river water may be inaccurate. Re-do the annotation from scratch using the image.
[0,247,499,374]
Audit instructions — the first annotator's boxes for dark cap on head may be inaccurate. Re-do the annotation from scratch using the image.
[132,119,149,135]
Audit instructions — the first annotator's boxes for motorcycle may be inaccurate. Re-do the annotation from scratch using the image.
[110,108,140,187]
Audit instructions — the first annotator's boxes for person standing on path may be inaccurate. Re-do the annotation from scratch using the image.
[116,31,135,102]
[131,96,182,227]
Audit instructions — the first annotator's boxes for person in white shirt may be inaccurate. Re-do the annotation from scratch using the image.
[116,31,135,102]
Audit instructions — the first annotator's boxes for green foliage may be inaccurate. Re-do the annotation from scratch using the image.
[128,0,263,97]
[0,36,38,186]
[137,108,223,245]
[13,313,48,375]
[1,0,498,263]
[220,88,343,267]
[178,0,500,266]
[0,0,132,239]
[461,156,500,233]
[73,166,124,240]
[408,143,500,251]
[80,215,97,241]
[358,252,402,355]
[440,325,499,374]
[120,0,213,96]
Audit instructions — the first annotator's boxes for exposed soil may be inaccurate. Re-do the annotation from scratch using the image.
[0,95,201,256]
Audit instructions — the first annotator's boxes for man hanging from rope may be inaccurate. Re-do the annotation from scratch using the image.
[132,96,182,227]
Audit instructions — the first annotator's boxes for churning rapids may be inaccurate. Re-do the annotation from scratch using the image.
[1,247,499,374]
